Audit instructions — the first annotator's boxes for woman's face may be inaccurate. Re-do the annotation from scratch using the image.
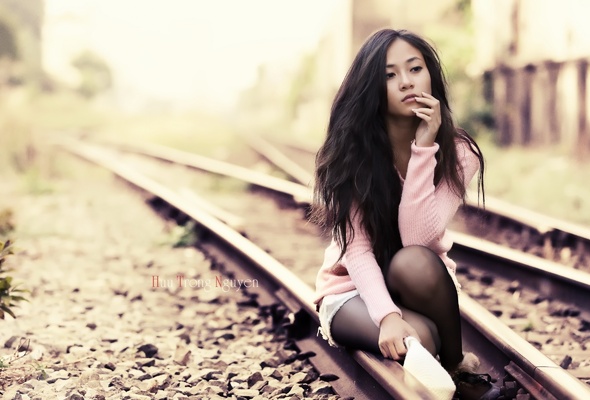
[385,39,432,118]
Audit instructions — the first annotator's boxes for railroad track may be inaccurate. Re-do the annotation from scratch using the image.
[58,137,590,399]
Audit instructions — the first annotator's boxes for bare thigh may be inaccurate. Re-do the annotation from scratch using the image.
[330,296,440,356]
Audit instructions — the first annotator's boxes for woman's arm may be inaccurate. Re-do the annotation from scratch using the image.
[343,207,402,327]
[398,140,479,250]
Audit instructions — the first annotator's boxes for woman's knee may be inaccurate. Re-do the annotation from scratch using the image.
[330,296,381,353]
[386,245,446,293]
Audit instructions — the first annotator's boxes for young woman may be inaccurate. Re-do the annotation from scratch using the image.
[312,29,501,399]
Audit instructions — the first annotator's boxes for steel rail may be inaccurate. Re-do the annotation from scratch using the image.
[58,139,437,400]
[459,294,590,400]
[450,232,590,314]
[463,191,590,242]
[242,135,315,188]
[271,136,322,154]
[91,139,312,205]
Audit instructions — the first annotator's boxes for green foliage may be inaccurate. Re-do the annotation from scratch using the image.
[286,52,317,120]
[71,51,113,99]
[421,1,495,138]
[0,21,17,60]
[32,361,48,380]
[158,221,200,248]
[0,208,14,236]
[21,167,54,195]
[523,321,534,332]
[478,135,590,225]
[0,88,107,176]
[0,240,28,319]
[171,221,199,248]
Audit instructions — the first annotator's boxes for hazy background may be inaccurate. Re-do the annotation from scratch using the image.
[42,0,339,112]
[1,0,589,225]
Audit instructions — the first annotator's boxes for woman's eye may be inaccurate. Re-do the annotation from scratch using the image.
[386,72,395,79]
[411,66,423,72]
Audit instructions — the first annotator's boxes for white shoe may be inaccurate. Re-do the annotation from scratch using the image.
[403,336,456,400]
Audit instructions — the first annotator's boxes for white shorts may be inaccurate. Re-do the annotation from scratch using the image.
[317,290,359,347]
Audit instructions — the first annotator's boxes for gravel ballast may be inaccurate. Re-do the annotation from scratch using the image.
[0,163,339,400]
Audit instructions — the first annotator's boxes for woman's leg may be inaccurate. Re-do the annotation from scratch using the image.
[385,245,463,370]
[330,296,439,356]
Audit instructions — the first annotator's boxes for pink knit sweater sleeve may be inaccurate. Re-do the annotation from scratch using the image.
[398,140,480,251]
[345,208,403,326]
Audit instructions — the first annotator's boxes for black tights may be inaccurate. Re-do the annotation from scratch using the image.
[330,245,463,370]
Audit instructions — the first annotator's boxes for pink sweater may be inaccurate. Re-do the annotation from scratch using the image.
[314,140,480,327]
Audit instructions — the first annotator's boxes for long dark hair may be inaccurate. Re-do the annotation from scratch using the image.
[312,29,485,269]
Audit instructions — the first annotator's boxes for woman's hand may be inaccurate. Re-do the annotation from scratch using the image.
[412,92,441,147]
[378,312,420,360]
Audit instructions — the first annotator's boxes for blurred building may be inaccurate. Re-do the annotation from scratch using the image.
[472,0,590,154]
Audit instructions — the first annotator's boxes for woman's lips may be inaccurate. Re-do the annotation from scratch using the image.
[402,94,418,102]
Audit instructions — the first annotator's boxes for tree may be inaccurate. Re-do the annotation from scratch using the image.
[71,51,113,99]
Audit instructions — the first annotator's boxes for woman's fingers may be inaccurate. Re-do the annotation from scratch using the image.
[378,316,416,360]
[412,109,433,122]
[396,339,408,358]
[379,343,390,359]
[380,340,408,361]
[412,107,434,114]
[412,92,441,142]
[412,108,434,117]
[415,92,439,107]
